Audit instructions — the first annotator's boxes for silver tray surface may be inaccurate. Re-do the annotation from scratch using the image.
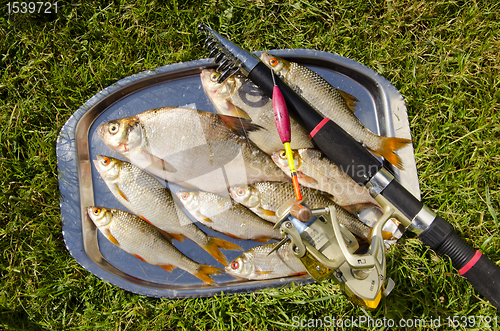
[56,49,419,298]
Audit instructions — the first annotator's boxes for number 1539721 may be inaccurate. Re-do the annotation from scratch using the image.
[7,2,58,14]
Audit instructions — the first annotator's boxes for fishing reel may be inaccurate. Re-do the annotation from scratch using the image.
[274,199,396,309]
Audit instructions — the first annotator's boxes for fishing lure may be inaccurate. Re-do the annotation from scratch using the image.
[271,70,302,201]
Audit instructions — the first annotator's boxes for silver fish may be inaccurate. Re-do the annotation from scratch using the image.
[229,181,372,241]
[201,69,314,155]
[87,206,223,284]
[271,148,380,214]
[176,190,283,242]
[93,155,242,265]
[260,53,412,169]
[225,241,307,280]
[98,107,290,194]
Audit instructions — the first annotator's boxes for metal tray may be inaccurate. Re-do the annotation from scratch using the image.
[56,49,420,298]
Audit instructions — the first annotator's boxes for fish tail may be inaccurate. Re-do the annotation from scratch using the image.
[376,137,412,170]
[204,237,243,266]
[194,265,224,285]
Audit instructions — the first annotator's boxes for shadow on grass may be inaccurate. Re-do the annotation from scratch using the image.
[0,308,46,331]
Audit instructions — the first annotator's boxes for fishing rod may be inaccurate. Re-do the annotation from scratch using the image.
[198,24,500,310]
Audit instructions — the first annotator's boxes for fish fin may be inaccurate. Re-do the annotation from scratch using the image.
[337,90,359,113]
[203,237,243,266]
[114,184,129,202]
[225,101,252,121]
[289,272,308,276]
[253,238,271,243]
[374,137,412,170]
[297,171,318,185]
[257,207,276,217]
[132,254,146,262]
[320,191,336,201]
[194,265,224,284]
[168,232,185,242]
[254,270,273,275]
[197,212,213,223]
[218,114,264,136]
[158,231,174,243]
[159,265,177,272]
[104,229,120,246]
[223,233,243,240]
[140,216,152,224]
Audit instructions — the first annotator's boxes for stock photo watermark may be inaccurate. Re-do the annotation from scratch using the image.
[290,314,498,329]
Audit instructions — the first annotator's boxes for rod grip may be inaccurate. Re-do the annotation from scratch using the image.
[419,216,500,310]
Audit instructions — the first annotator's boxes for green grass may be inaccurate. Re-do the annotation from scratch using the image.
[1,0,499,330]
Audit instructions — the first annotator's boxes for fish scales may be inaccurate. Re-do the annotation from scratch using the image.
[98,107,290,194]
[225,241,307,280]
[229,181,372,240]
[271,148,380,213]
[93,155,241,265]
[87,207,222,284]
[106,210,199,269]
[261,53,411,169]
[176,190,283,242]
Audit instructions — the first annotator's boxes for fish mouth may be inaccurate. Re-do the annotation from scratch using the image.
[118,142,128,153]
[260,52,271,62]
[200,69,210,79]
[92,159,108,175]
[200,69,219,94]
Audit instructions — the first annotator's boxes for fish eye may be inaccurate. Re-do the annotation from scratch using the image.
[109,123,119,134]
[181,193,189,200]
[269,58,278,67]
[279,151,287,159]
[231,261,239,270]
[102,157,110,166]
[92,207,101,215]
[236,188,245,196]
[210,72,220,82]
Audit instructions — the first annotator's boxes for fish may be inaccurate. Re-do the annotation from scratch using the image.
[176,190,283,242]
[271,148,380,214]
[93,155,242,265]
[229,181,374,241]
[260,53,412,169]
[97,107,290,194]
[225,241,307,280]
[201,69,314,155]
[87,206,223,284]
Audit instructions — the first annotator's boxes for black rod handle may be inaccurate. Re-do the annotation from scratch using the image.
[383,179,500,310]
[461,253,500,309]
[418,216,500,310]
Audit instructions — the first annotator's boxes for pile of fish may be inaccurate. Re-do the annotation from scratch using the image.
[88,54,410,285]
